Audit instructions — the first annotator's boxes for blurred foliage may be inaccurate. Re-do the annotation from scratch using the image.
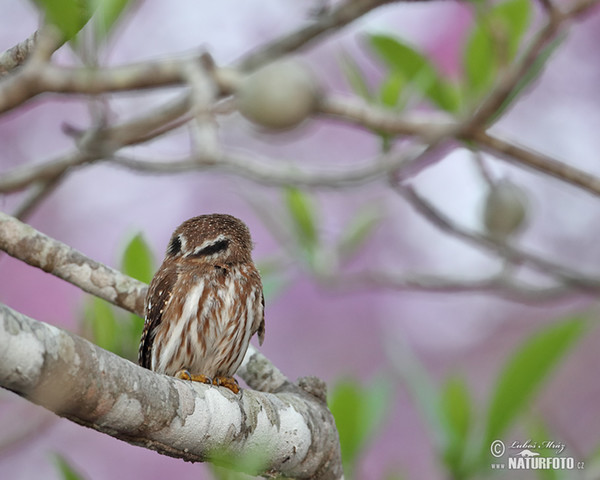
[369,33,461,113]
[208,448,270,480]
[281,187,382,274]
[285,187,320,264]
[340,0,559,130]
[336,204,383,263]
[329,376,393,478]
[81,233,153,361]
[463,0,531,97]
[53,454,86,480]
[482,317,585,454]
[321,317,588,480]
[33,0,132,43]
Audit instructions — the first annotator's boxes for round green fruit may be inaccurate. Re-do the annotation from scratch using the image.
[236,59,320,130]
[483,180,528,239]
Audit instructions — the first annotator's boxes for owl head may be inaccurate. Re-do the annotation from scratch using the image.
[165,214,254,264]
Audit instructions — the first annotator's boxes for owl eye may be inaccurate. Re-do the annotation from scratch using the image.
[191,239,230,257]
[167,235,182,256]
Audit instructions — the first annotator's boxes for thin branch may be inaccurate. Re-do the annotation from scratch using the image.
[471,131,600,198]
[0,92,196,194]
[0,30,39,77]
[0,303,342,479]
[0,211,146,314]
[329,270,582,303]
[471,150,496,187]
[320,95,600,198]
[0,26,64,77]
[318,95,456,138]
[11,176,65,220]
[112,141,442,188]
[0,151,94,194]
[464,0,600,130]
[236,0,396,71]
[0,53,215,115]
[394,184,600,291]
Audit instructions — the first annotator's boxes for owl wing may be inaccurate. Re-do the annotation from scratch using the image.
[138,265,178,369]
[249,268,265,346]
[256,291,265,345]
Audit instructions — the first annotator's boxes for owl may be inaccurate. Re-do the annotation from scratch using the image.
[138,214,265,394]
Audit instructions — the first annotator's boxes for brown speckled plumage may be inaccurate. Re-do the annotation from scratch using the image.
[139,214,264,391]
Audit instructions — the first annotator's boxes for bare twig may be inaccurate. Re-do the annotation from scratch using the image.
[0,93,196,194]
[0,26,64,77]
[0,151,94,194]
[11,176,65,220]
[328,270,581,303]
[0,211,146,314]
[471,131,600,198]
[112,141,442,188]
[236,0,396,71]
[320,95,600,197]
[394,184,600,291]
[318,95,456,138]
[0,31,39,77]
[472,150,496,187]
[0,55,199,115]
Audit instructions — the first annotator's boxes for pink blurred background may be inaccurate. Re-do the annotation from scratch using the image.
[1,0,600,479]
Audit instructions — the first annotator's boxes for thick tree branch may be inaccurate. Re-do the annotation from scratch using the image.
[0,211,298,399]
[0,211,146,314]
[0,303,342,479]
[0,204,342,470]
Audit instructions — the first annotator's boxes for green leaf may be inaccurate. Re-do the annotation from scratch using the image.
[483,317,586,451]
[257,265,289,302]
[33,0,93,41]
[53,454,86,480]
[464,0,532,95]
[84,297,119,353]
[328,377,392,475]
[379,71,405,109]
[441,375,472,475]
[337,205,382,261]
[526,419,560,480]
[490,33,564,123]
[208,446,270,479]
[388,338,448,449]
[285,187,319,255]
[368,34,461,112]
[93,0,132,42]
[121,233,154,284]
[121,312,144,361]
[339,51,372,101]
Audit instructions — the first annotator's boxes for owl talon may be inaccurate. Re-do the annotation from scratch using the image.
[175,369,192,380]
[213,376,240,394]
[175,369,212,385]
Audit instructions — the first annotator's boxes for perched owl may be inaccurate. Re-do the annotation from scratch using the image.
[139,214,264,393]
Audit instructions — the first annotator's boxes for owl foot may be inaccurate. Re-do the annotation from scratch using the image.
[213,376,240,394]
[175,369,212,385]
